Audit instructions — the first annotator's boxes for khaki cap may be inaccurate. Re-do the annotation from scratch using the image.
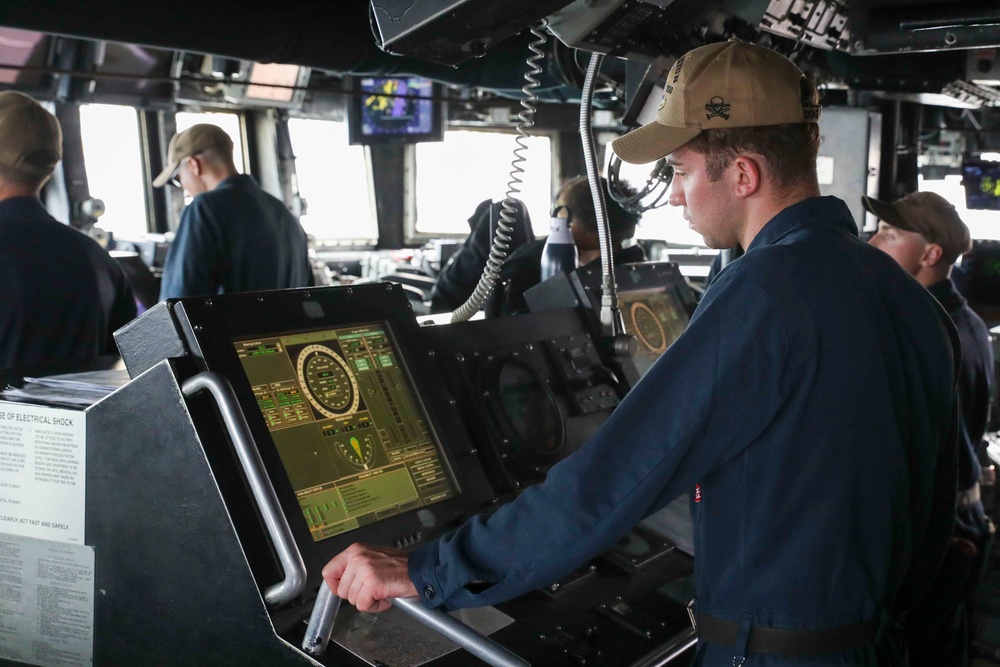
[0,91,62,177]
[612,39,821,164]
[153,123,234,187]
[863,192,972,263]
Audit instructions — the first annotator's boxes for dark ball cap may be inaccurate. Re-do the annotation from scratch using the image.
[863,191,972,263]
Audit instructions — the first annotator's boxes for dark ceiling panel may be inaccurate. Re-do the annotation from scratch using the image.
[0,1,380,71]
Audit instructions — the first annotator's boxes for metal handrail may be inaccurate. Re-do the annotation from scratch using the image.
[182,371,306,606]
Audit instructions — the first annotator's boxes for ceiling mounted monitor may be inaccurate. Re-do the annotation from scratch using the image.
[347,76,443,146]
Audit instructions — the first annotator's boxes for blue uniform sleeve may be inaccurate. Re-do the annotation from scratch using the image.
[409,273,793,610]
[159,199,223,299]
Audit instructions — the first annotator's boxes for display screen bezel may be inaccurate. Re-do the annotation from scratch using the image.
[232,321,463,544]
[571,261,694,382]
[347,76,444,146]
[169,285,493,597]
[615,286,690,377]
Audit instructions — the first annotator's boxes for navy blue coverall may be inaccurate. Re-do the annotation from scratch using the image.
[408,197,959,665]
[159,174,312,299]
[907,277,994,666]
[0,196,136,371]
[928,278,994,534]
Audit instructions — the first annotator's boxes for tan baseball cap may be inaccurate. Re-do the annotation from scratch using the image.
[612,39,821,165]
[153,123,234,187]
[862,192,972,263]
[0,91,62,177]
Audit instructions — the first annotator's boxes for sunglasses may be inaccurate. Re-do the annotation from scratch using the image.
[168,153,201,188]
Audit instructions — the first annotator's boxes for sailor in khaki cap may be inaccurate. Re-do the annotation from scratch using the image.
[0,90,136,370]
[0,90,63,178]
[611,38,823,249]
[318,40,956,667]
[152,123,312,299]
[867,191,992,667]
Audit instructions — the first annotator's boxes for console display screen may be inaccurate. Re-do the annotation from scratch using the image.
[234,323,458,541]
[618,289,690,377]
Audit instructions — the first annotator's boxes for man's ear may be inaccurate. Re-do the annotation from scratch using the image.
[920,242,944,268]
[188,156,202,177]
[731,155,762,199]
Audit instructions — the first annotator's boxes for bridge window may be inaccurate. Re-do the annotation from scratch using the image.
[174,111,245,173]
[414,130,552,238]
[79,104,148,239]
[287,117,377,244]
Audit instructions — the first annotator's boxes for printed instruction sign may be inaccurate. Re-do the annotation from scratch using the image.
[0,533,94,667]
[0,405,86,544]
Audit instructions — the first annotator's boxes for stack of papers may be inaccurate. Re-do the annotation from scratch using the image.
[0,370,130,409]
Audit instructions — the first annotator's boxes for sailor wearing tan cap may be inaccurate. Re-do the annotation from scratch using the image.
[868,191,993,667]
[152,123,311,299]
[319,40,957,667]
[0,90,136,371]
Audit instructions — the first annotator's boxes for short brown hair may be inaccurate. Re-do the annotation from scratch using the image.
[685,77,821,193]
[686,122,820,193]
[0,162,48,191]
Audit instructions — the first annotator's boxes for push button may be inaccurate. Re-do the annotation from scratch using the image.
[422,584,436,600]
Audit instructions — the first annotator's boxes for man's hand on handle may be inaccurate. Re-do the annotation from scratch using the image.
[322,543,418,613]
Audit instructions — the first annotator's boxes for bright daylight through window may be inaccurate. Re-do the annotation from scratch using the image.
[415,130,552,237]
[287,117,377,244]
[79,104,147,240]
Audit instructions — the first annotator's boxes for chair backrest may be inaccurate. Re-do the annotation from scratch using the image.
[111,251,161,312]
